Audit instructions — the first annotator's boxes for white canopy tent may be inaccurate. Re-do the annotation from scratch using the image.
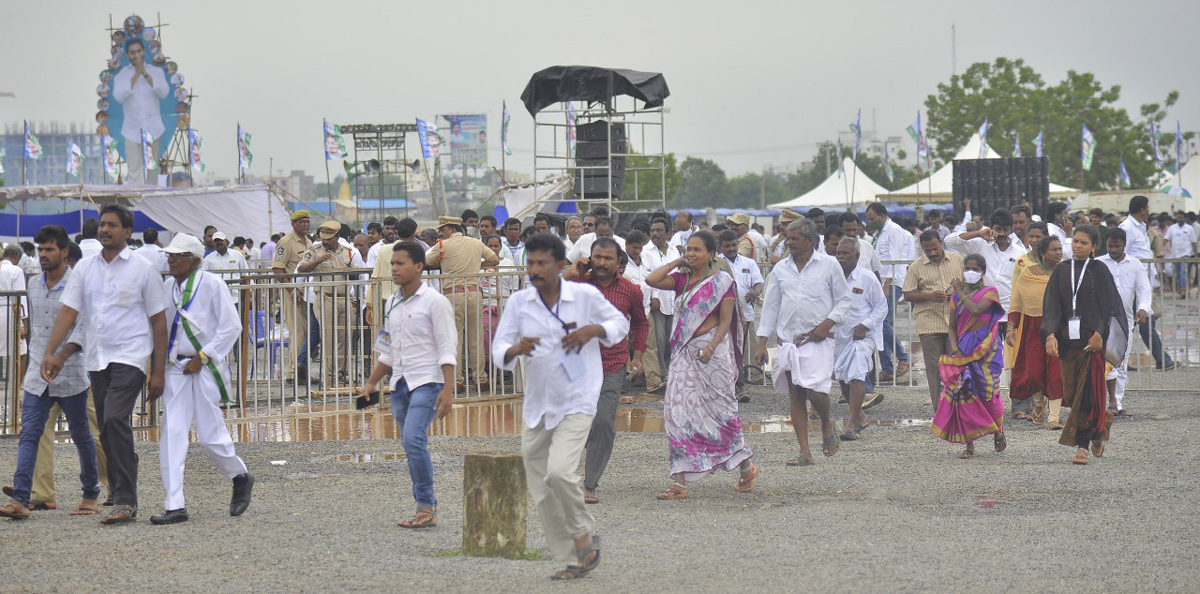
[878,133,1078,202]
[770,158,891,209]
[1160,156,1197,196]
[0,184,292,243]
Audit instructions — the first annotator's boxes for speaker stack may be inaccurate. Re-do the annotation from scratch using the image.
[952,157,1050,220]
[575,121,626,198]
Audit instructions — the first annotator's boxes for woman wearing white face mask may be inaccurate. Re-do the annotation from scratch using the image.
[930,253,1008,459]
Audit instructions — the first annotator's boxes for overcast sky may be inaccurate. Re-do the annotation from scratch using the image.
[4,0,1196,181]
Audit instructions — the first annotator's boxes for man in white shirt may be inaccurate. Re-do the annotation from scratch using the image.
[1120,196,1175,369]
[1165,211,1196,296]
[491,233,627,580]
[668,210,697,253]
[865,203,912,381]
[756,219,851,466]
[1096,228,1151,416]
[42,204,168,525]
[944,209,1023,315]
[837,212,881,276]
[641,218,679,393]
[366,216,398,269]
[363,242,457,529]
[566,216,626,263]
[563,216,583,254]
[79,218,103,261]
[112,38,169,184]
[134,228,169,273]
[1010,204,1033,252]
[151,234,253,525]
[0,246,28,361]
[769,210,802,263]
[718,231,764,400]
[1046,202,1072,251]
[833,237,888,441]
[747,224,770,266]
[202,232,248,273]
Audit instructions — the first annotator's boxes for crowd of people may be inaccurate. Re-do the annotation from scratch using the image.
[0,195,1193,581]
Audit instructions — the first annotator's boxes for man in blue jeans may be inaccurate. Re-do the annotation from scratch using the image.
[362,241,456,528]
[1,225,98,519]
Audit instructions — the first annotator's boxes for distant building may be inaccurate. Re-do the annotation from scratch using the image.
[2,122,105,185]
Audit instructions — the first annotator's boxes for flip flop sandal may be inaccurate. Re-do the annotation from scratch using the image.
[840,430,860,441]
[994,432,1007,452]
[100,505,137,524]
[959,448,976,459]
[786,456,814,467]
[0,501,30,519]
[1072,454,1089,465]
[71,501,100,516]
[28,500,56,511]
[1091,441,1105,458]
[584,495,600,505]
[822,435,840,457]
[734,464,758,493]
[656,483,688,500]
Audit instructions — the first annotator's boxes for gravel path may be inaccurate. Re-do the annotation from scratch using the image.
[0,384,1197,593]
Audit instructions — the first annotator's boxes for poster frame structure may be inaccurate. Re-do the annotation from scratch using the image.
[342,123,417,222]
[527,95,666,220]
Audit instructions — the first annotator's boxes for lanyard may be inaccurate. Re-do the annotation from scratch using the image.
[382,288,418,327]
[538,281,572,334]
[681,270,713,306]
[1069,258,1090,317]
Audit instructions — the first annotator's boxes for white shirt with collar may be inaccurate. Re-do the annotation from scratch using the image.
[79,238,103,261]
[202,248,248,273]
[621,258,653,317]
[377,284,458,390]
[163,270,241,366]
[135,243,170,273]
[835,265,887,351]
[758,250,852,342]
[669,228,696,252]
[491,280,629,430]
[61,247,167,373]
[1165,223,1196,258]
[856,237,882,273]
[720,253,764,323]
[1119,216,1159,289]
[871,218,914,287]
[1096,253,1152,323]
[566,232,626,263]
[641,241,680,316]
[944,231,1023,311]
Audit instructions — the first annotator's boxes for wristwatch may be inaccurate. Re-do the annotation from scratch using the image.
[198,351,210,364]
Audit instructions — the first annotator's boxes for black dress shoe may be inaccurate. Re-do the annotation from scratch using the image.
[230,474,254,517]
[150,508,189,525]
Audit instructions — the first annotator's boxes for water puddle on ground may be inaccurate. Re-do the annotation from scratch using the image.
[130,397,932,443]
[973,495,1006,509]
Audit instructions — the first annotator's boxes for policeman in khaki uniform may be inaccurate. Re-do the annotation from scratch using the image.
[272,211,313,378]
[298,220,366,386]
[425,215,499,390]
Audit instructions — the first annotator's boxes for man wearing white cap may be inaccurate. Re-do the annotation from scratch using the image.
[202,232,248,274]
[150,234,252,524]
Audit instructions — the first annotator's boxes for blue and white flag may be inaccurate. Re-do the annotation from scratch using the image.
[978,118,989,158]
[565,101,577,154]
[23,121,43,160]
[851,109,861,160]
[1081,124,1096,171]
[1119,157,1130,187]
[883,141,894,182]
[141,128,155,170]
[906,112,930,170]
[101,135,118,175]
[189,128,205,172]
[0,146,5,175]
[1034,129,1044,158]
[1013,132,1021,158]
[1176,120,1184,167]
[324,119,348,160]
[502,100,512,157]
[416,118,439,160]
[66,141,82,177]
[1149,121,1164,163]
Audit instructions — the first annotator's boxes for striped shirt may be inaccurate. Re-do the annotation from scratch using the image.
[24,268,89,397]
[901,251,964,336]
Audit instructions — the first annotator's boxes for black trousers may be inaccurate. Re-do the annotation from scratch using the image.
[90,363,146,507]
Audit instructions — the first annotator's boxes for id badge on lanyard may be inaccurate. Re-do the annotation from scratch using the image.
[1068,259,1089,340]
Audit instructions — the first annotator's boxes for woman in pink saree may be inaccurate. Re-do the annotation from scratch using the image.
[931,253,1008,458]
[645,230,756,500]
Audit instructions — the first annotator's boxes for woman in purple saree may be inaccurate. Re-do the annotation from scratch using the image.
[645,231,756,500]
[930,253,1008,459]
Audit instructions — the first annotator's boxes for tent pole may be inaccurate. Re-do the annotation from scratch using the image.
[849,159,858,212]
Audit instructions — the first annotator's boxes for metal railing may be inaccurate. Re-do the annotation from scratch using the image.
[2,257,1197,436]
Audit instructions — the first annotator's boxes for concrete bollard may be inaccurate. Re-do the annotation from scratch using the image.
[462,453,527,559]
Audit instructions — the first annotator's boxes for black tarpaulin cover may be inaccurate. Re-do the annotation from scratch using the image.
[520,66,670,116]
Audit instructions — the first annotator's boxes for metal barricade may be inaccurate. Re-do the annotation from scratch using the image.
[0,290,25,435]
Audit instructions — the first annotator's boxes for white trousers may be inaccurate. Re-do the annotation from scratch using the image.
[522,413,595,563]
[1106,323,1133,410]
[159,365,247,511]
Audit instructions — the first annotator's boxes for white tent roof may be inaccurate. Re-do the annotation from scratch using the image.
[879,133,1078,198]
[770,158,891,209]
[1160,157,1198,194]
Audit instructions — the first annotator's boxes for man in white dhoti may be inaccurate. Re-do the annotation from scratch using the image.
[756,219,851,466]
[150,234,253,525]
[1096,228,1150,416]
[833,238,887,441]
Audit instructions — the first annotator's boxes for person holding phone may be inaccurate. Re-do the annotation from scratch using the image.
[362,242,457,528]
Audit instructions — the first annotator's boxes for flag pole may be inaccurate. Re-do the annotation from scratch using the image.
[850,158,858,211]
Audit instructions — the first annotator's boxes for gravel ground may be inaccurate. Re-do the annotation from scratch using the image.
[0,384,1197,593]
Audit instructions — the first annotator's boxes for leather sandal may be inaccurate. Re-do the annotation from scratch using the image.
[0,500,30,520]
[398,506,438,529]
[551,535,600,581]
[655,483,688,500]
[70,499,100,516]
[734,464,758,493]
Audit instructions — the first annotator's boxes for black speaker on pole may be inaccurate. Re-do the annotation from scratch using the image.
[952,157,1049,221]
[574,121,627,199]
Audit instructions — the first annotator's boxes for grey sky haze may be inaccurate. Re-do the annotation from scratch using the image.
[3,0,1195,182]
